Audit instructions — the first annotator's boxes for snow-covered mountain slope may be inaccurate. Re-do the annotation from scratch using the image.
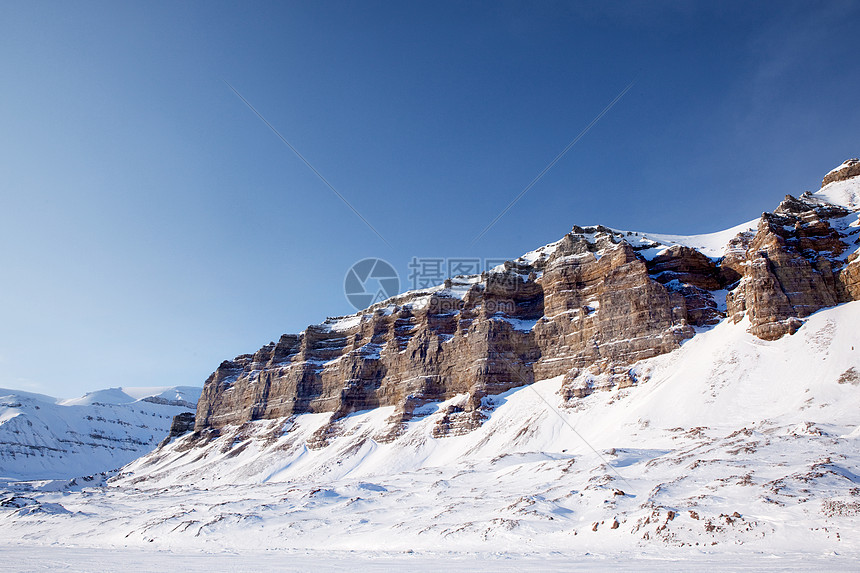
[819,168,860,210]
[0,386,200,480]
[58,386,198,407]
[1,303,857,555]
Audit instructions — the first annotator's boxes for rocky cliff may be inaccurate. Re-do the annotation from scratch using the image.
[193,164,860,438]
[726,191,859,339]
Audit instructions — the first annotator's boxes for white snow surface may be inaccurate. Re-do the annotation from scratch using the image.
[58,385,200,406]
[816,173,860,210]
[618,218,759,260]
[0,386,200,480]
[0,545,856,572]
[2,303,859,561]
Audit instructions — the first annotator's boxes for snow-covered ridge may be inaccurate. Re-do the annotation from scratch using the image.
[318,221,761,333]
[59,386,201,407]
[614,219,760,260]
[315,177,860,335]
[0,386,200,480]
[317,274,486,332]
[824,158,859,178]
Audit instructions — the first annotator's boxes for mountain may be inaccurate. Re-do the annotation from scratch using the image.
[191,159,860,442]
[0,386,200,481]
[93,301,856,554]
[0,161,858,557]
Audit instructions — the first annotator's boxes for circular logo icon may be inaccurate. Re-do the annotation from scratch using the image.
[344,258,400,310]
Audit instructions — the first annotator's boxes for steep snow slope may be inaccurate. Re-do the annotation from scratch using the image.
[0,386,200,480]
[1,304,857,554]
[616,218,759,259]
[818,170,860,209]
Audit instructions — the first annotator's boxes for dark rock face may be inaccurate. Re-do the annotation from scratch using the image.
[157,412,197,448]
[645,246,724,327]
[169,412,196,437]
[194,166,860,435]
[647,246,721,290]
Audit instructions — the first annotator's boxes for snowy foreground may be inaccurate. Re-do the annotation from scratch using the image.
[2,304,860,569]
[2,545,859,572]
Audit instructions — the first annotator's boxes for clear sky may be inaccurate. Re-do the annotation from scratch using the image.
[2,1,859,398]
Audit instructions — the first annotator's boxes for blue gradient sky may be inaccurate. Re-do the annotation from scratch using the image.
[2,1,859,398]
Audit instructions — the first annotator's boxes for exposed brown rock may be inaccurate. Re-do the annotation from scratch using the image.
[726,192,856,340]
[195,228,699,434]
[839,258,860,300]
[168,412,195,437]
[645,244,726,327]
[822,158,860,187]
[533,238,694,384]
[719,231,754,287]
[837,367,860,386]
[157,412,196,448]
[647,246,721,290]
[193,164,860,438]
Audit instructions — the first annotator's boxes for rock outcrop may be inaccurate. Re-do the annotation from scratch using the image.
[726,191,859,339]
[157,412,197,448]
[822,158,860,187]
[193,163,860,437]
[168,412,196,437]
[195,227,711,436]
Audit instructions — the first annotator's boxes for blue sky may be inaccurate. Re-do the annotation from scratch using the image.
[2,1,859,398]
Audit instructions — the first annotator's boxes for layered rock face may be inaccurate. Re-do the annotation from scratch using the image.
[195,227,716,436]
[195,165,860,436]
[822,158,860,187]
[726,191,859,339]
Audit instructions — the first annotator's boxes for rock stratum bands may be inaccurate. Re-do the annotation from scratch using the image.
[192,164,860,439]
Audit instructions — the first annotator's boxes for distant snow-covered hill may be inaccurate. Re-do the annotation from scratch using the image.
[0,386,200,480]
